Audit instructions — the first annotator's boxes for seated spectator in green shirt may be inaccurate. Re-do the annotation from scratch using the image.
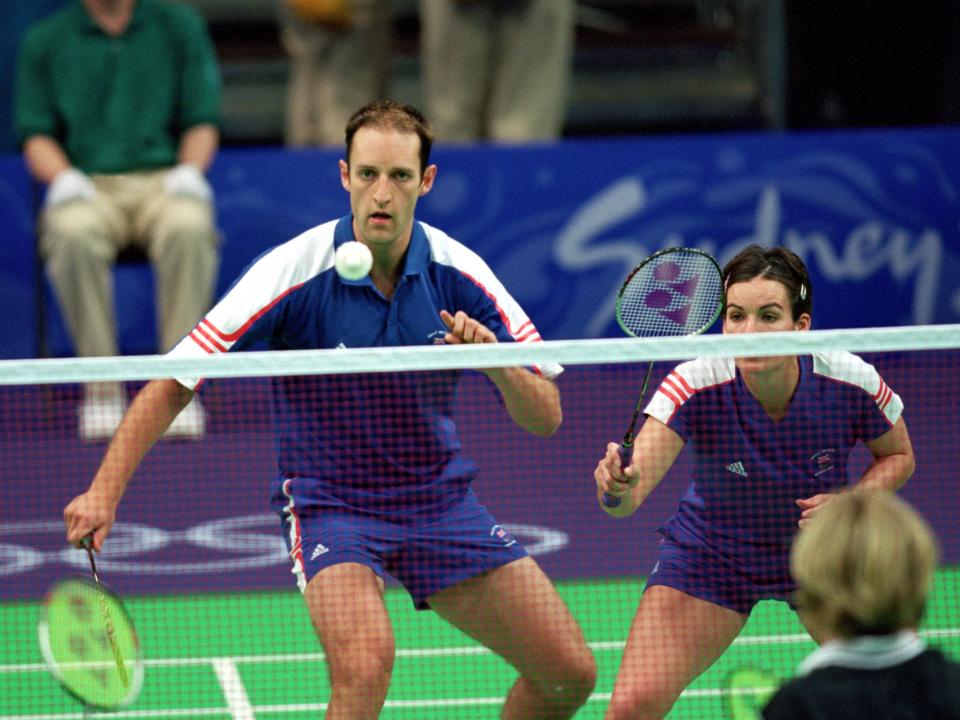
[15,0,223,441]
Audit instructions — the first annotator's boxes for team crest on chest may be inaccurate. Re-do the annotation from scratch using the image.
[810,448,836,477]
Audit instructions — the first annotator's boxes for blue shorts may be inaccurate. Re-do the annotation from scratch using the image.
[281,489,528,609]
[645,531,797,615]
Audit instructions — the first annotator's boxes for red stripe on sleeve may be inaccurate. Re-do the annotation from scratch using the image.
[662,374,691,403]
[203,282,307,343]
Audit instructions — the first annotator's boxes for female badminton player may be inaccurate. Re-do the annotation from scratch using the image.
[593,244,916,719]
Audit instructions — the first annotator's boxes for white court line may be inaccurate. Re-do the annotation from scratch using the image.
[0,690,720,720]
[212,659,255,720]
[3,627,960,674]
[3,628,959,719]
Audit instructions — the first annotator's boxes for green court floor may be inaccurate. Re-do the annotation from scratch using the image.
[3,569,958,719]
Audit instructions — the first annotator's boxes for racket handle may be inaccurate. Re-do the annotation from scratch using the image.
[601,441,634,508]
[600,492,622,508]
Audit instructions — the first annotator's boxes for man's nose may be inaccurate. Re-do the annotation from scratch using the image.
[373,176,390,203]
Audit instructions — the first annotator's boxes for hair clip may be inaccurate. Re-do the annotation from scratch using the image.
[799,283,807,301]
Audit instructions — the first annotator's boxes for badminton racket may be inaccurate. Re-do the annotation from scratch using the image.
[602,247,723,507]
[38,537,143,710]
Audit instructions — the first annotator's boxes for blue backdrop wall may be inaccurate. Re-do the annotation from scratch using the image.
[2,126,959,359]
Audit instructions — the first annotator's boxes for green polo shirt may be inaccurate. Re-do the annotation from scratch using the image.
[14,0,222,174]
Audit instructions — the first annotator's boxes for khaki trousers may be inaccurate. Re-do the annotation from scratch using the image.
[279,0,392,146]
[419,0,575,142]
[40,169,219,359]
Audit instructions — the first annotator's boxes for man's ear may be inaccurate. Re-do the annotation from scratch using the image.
[339,159,350,192]
[419,164,438,196]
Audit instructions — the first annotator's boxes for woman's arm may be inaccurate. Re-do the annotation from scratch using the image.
[594,416,685,517]
[797,417,915,527]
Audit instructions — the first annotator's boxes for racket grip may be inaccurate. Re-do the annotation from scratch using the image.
[601,442,634,508]
[600,492,622,508]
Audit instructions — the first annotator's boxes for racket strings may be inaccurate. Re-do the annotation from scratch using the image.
[40,575,142,709]
[618,251,723,338]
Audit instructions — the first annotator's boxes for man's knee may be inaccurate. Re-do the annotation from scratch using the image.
[151,199,217,254]
[522,646,596,713]
[42,206,113,260]
[606,681,678,720]
[551,649,597,706]
[325,641,394,695]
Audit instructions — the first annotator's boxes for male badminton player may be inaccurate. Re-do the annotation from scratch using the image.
[593,244,915,719]
[64,100,596,719]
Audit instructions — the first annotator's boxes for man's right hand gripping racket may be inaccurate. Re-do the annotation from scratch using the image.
[602,247,723,508]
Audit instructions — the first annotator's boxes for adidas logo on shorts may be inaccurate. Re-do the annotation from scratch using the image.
[310,543,330,560]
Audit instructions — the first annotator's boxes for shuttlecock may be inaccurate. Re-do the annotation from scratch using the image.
[335,241,373,281]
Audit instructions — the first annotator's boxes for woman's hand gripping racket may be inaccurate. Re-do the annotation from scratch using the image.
[38,537,143,711]
[602,247,723,507]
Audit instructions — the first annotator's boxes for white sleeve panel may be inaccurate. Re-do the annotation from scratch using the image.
[813,351,904,425]
[644,356,736,424]
[421,222,563,380]
[168,221,338,389]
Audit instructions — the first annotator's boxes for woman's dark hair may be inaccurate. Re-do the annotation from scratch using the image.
[722,244,812,320]
[344,100,434,177]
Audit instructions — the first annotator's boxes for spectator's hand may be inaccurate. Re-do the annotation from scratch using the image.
[164,163,212,202]
[45,168,96,208]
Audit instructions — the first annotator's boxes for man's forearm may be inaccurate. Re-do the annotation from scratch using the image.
[23,135,72,184]
[90,379,194,502]
[483,367,561,436]
[177,124,219,170]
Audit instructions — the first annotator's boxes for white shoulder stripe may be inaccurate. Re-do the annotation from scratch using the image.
[191,220,338,354]
[645,357,735,422]
[419,221,560,378]
[813,351,903,424]
[421,222,536,337]
[169,221,337,388]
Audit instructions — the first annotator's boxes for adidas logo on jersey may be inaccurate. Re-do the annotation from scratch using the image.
[310,543,330,560]
[726,461,748,477]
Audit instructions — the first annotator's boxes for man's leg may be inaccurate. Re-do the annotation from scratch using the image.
[136,185,218,353]
[42,199,123,359]
[428,556,597,719]
[42,195,128,439]
[419,0,493,141]
[488,0,575,140]
[304,562,395,720]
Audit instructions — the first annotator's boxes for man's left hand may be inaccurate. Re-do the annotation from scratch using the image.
[164,163,212,202]
[440,309,497,344]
